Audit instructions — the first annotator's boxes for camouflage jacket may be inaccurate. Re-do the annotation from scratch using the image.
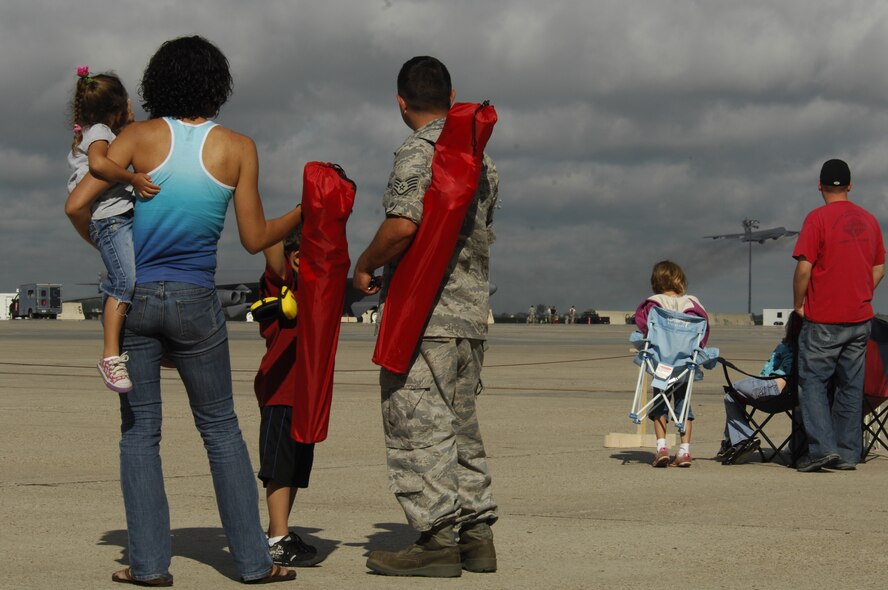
[381,117,499,340]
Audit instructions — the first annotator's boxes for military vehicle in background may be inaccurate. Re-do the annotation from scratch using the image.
[11,283,63,319]
[578,308,610,324]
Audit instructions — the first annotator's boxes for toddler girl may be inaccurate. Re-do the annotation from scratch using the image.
[66,66,159,392]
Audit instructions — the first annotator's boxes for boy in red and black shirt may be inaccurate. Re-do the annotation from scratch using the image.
[254,225,322,566]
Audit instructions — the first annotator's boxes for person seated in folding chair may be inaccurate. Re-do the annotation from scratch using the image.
[718,311,802,464]
[635,260,709,468]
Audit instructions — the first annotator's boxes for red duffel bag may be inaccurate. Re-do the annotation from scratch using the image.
[373,101,497,374]
[292,162,355,443]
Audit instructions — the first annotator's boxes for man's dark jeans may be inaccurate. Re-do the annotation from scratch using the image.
[797,320,870,464]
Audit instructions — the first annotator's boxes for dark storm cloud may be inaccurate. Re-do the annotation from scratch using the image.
[1,0,887,315]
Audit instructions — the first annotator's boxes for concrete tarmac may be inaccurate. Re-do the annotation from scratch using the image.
[1,322,887,589]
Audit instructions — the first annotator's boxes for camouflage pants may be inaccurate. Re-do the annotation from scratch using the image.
[380,337,498,532]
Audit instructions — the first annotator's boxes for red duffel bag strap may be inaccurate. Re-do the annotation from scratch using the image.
[292,162,355,443]
[372,101,497,374]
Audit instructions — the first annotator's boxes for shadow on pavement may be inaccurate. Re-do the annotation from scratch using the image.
[610,450,653,465]
[342,522,415,555]
[99,526,340,578]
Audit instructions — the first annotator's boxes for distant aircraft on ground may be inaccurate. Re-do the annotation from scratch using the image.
[69,274,496,321]
[69,276,257,320]
[222,280,386,321]
[71,275,376,321]
[348,281,498,323]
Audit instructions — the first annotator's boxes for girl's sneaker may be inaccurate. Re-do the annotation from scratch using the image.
[651,447,670,468]
[98,353,132,393]
[671,452,693,467]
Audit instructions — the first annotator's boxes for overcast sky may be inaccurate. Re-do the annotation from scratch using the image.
[3,0,888,315]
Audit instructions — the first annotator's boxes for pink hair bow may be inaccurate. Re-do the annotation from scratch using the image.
[73,124,83,133]
[76,66,90,78]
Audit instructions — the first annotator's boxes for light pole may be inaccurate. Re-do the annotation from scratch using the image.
[743,218,758,315]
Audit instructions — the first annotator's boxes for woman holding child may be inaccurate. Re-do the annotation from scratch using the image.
[68,36,301,585]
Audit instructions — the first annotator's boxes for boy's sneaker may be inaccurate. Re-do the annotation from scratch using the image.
[270,533,323,567]
[652,447,670,468]
[97,353,132,393]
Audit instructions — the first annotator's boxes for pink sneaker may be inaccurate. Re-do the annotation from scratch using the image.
[98,353,132,393]
[671,452,692,467]
[652,447,670,468]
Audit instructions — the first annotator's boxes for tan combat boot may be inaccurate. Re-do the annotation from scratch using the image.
[458,521,497,572]
[366,525,461,577]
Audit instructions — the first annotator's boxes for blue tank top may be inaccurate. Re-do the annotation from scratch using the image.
[134,118,234,288]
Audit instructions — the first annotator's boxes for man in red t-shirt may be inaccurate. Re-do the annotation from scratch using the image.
[253,225,322,567]
[792,159,886,472]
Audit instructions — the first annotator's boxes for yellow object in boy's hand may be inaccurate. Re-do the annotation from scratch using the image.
[279,286,298,319]
[250,286,298,322]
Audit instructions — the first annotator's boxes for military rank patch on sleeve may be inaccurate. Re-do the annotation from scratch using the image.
[391,176,420,196]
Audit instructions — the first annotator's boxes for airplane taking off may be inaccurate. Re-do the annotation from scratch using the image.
[703,218,798,313]
[704,218,798,244]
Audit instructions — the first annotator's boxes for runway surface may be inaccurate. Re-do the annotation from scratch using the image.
[1,321,886,589]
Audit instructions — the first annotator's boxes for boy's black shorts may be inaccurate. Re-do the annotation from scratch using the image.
[258,405,315,488]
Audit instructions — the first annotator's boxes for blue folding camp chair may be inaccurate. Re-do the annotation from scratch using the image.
[630,307,719,434]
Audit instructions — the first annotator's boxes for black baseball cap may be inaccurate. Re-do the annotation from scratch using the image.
[820,159,851,187]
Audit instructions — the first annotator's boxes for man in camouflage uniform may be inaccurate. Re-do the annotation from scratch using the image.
[353,56,499,578]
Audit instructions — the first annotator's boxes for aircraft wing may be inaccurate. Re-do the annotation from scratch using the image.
[703,232,745,240]
[744,227,798,243]
[704,228,799,242]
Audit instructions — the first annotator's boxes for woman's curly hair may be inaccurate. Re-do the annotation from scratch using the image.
[139,36,232,119]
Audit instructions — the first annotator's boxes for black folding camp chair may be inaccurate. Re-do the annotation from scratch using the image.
[863,395,888,460]
[718,358,803,466]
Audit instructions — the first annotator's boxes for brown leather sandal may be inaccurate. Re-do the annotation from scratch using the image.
[242,564,297,584]
[111,567,173,587]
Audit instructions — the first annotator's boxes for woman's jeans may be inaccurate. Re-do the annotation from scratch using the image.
[119,282,271,582]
